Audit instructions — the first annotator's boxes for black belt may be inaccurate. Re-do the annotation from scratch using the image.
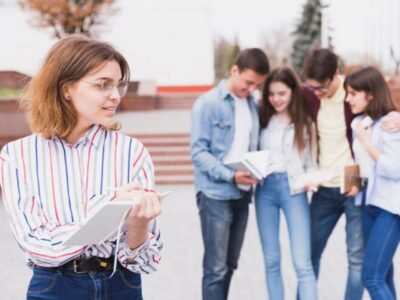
[37,256,115,274]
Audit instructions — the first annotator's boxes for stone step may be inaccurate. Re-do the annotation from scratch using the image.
[156,178,193,185]
[144,141,189,147]
[149,149,190,156]
[155,169,193,176]
[154,157,193,185]
[153,159,192,166]
[155,174,193,185]
[131,133,190,140]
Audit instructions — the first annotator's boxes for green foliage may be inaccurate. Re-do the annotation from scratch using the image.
[292,0,322,72]
[214,36,241,83]
[0,88,23,99]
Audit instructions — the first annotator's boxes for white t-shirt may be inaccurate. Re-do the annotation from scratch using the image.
[224,96,253,190]
[259,115,288,172]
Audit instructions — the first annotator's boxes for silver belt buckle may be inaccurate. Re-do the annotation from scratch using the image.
[73,260,87,274]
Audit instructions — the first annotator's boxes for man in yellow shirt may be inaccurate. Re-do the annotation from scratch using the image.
[302,48,400,300]
[302,48,363,300]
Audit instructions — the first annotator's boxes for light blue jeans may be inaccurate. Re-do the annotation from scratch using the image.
[362,204,400,300]
[255,172,317,300]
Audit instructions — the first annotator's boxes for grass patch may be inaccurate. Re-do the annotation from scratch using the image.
[0,88,23,99]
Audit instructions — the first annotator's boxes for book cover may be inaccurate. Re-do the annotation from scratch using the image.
[225,150,276,180]
[62,191,171,246]
[340,164,361,194]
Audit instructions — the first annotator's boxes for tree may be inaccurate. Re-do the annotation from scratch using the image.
[19,0,116,39]
[291,0,327,72]
[214,35,241,83]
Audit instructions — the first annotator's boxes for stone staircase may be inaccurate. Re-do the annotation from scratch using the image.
[132,133,193,185]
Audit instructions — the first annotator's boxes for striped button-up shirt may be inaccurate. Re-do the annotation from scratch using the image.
[0,125,162,274]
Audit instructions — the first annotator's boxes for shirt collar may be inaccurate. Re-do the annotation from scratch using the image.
[218,79,232,101]
[52,124,103,148]
[85,124,103,148]
[217,79,255,102]
[323,75,345,103]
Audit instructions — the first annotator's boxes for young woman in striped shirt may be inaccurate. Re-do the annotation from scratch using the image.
[0,35,162,299]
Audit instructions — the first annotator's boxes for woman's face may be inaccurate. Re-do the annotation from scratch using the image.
[268,81,292,114]
[65,60,126,130]
[345,85,370,114]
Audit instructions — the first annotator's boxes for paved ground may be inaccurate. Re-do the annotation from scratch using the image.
[1,185,399,300]
[1,111,399,299]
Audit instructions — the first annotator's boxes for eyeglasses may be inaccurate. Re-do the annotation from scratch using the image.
[80,79,128,97]
[304,79,332,93]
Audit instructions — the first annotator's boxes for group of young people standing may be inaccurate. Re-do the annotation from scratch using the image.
[1,33,399,300]
[190,47,400,300]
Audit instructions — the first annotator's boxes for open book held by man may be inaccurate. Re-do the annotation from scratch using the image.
[225,150,338,191]
[224,150,277,181]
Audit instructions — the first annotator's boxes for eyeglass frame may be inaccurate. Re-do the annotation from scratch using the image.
[80,79,129,97]
[304,78,333,93]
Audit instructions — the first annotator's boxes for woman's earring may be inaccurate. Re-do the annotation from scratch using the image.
[65,95,71,101]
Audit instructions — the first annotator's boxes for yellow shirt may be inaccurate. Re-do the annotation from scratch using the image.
[317,77,354,187]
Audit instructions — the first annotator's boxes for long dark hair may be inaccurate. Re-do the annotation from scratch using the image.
[344,66,395,120]
[260,67,313,152]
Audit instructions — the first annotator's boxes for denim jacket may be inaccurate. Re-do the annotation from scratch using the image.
[190,80,260,200]
[259,115,318,195]
[353,115,400,215]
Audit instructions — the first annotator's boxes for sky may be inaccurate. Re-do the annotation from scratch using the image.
[0,0,399,84]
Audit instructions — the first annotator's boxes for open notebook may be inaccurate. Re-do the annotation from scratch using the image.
[62,191,171,246]
[225,150,277,180]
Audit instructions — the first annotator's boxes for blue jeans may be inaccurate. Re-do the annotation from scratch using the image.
[27,265,142,299]
[310,187,364,300]
[255,173,317,300]
[196,190,250,300]
[362,205,400,300]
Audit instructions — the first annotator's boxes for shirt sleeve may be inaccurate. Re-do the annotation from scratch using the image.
[305,123,318,172]
[0,149,102,267]
[117,144,163,273]
[375,131,400,180]
[117,219,162,274]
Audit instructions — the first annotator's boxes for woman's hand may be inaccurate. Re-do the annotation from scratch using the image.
[125,189,162,230]
[381,111,400,132]
[114,183,162,249]
[304,183,319,193]
[355,122,372,145]
[354,122,380,161]
[345,185,359,197]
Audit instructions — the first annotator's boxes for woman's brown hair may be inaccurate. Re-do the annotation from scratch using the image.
[260,67,314,152]
[344,66,395,120]
[21,34,130,139]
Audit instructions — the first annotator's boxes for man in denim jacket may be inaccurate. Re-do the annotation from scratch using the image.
[190,48,269,300]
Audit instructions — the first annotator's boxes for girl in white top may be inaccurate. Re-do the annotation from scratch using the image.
[255,67,318,300]
[344,66,400,300]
